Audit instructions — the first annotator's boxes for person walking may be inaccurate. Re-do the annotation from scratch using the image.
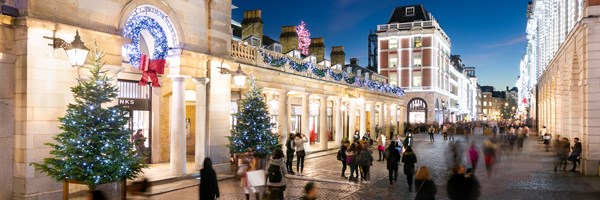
[464,168,481,200]
[294,133,308,175]
[448,125,456,141]
[337,140,349,178]
[446,165,467,200]
[543,131,552,152]
[402,146,417,191]
[345,143,359,182]
[414,166,437,200]
[386,142,401,185]
[428,125,436,142]
[199,157,220,200]
[467,142,479,173]
[517,126,525,150]
[238,153,260,200]
[266,148,287,200]
[483,139,496,177]
[358,142,374,183]
[569,137,582,172]
[285,134,296,175]
[377,134,386,161]
[442,124,448,141]
[554,137,570,172]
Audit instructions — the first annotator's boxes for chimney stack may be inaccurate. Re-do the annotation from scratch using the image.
[350,58,359,65]
[280,26,298,54]
[331,46,345,66]
[242,10,263,46]
[309,37,325,62]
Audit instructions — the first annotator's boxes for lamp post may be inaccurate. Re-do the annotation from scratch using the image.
[219,63,247,87]
[44,30,90,67]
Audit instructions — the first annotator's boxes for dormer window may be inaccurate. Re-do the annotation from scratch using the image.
[406,7,415,16]
[246,36,261,47]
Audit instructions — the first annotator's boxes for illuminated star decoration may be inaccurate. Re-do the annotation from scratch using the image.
[296,21,311,56]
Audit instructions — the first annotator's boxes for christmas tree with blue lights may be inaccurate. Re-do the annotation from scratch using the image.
[31,45,147,190]
[227,77,279,158]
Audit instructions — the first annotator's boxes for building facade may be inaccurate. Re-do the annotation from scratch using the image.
[520,0,600,175]
[376,5,478,125]
[0,1,405,199]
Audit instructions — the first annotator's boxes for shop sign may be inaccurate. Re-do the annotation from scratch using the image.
[118,98,150,110]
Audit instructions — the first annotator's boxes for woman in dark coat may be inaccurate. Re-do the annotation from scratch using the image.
[386,142,401,185]
[402,146,417,191]
[414,166,437,200]
[199,157,220,200]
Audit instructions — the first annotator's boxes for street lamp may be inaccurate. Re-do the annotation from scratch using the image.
[219,64,247,87]
[44,30,90,67]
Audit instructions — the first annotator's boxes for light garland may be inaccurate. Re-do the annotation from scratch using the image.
[123,16,169,68]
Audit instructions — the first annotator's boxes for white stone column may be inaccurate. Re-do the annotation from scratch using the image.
[385,103,391,137]
[278,90,289,144]
[151,87,161,163]
[348,99,357,142]
[369,102,376,137]
[378,102,384,136]
[391,104,398,135]
[335,98,343,145]
[169,75,187,176]
[319,95,328,150]
[301,93,310,151]
[359,100,367,138]
[193,78,209,170]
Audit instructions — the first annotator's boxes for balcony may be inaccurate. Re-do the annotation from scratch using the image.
[377,20,449,42]
[230,41,404,97]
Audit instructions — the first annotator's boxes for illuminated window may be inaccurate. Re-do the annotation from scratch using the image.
[483,101,487,107]
[412,71,422,87]
[389,57,398,68]
[389,39,398,49]
[414,36,422,48]
[389,72,398,86]
[413,53,422,66]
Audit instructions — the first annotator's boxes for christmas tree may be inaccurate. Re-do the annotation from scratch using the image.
[227,77,279,158]
[31,45,147,190]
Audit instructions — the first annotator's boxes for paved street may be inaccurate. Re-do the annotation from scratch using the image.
[151,133,600,200]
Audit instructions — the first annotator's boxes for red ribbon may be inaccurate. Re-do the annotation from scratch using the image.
[138,54,166,87]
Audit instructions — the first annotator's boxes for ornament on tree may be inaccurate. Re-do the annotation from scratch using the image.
[138,54,166,87]
[296,21,311,56]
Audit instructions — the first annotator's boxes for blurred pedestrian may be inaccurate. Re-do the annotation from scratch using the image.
[449,125,456,141]
[543,131,552,152]
[294,133,308,175]
[569,137,582,172]
[337,140,349,178]
[266,148,287,200]
[402,146,417,191]
[554,137,570,172]
[414,166,437,200]
[446,165,467,200]
[465,168,481,200]
[238,153,260,200]
[346,143,359,182]
[200,157,220,200]
[91,190,106,200]
[377,134,386,161]
[386,142,401,185]
[285,134,296,175]
[428,125,436,142]
[483,139,496,177]
[301,182,318,200]
[467,142,479,173]
[517,126,525,149]
[358,141,374,182]
[442,124,448,141]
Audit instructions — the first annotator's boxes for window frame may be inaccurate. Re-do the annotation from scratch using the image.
[406,7,415,16]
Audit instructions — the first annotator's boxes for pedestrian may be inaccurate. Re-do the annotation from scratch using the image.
[402,146,417,191]
[294,133,308,175]
[414,166,437,200]
[554,137,570,172]
[238,153,260,200]
[301,182,318,200]
[266,148,287,200]
[446,165,467,200]
[464,168,481,200]
[376,134,386,161]
[337,140,349,178]
[386,142,401,185]
[449,125,455,141]
[467,142,479,173]
[345,143,358,182]
[428,125,436,142]
[540,126,548,140]
[358,141,374,183]
[517,126,525,149]
[483,139,496,177]
[442,124,448,141]
[569,137,582,172]
[492,126,498,137]
[285,134,296,175]
[199,157,220,200]
[354,141,363,180]
[353,130,360,142]
[543,131,552,152]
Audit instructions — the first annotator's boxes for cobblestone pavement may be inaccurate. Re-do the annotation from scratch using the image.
[152,133,600,200]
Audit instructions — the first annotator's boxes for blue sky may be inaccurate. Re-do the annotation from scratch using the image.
[232,0,527,89]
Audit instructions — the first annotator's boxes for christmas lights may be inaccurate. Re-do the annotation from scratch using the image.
[296,21,311,56]
[123,16,169,68]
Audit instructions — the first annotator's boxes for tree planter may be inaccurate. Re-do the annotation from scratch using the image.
[63,179,126,200]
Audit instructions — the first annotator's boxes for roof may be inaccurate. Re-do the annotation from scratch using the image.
[388,4,431,24]
[480,86,494,93]
[232,24,242,39]
[492,91,506,99]
[262,35,279,46]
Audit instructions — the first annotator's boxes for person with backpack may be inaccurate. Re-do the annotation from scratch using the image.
[285,134,296,175]
[337,140,349,178]
[402,146,417,191]
[358,141,374,183]
[345,143,358,182]
[386,142,401,185]
[266,148,287,200]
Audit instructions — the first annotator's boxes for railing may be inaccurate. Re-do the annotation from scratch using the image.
[231,41,256,61]
[377,20,449,41]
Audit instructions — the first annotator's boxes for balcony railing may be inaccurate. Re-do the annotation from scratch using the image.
[230,41,404,97]
[377,20,449,42]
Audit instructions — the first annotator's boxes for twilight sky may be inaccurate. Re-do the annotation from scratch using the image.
[232,0,527,89]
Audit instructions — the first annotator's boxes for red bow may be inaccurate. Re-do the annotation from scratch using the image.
[138,54,166,87]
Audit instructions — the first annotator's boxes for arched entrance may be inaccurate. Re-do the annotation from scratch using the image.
[407,98,427,124]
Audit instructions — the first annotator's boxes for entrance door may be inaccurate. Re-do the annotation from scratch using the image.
[118,80,153,163]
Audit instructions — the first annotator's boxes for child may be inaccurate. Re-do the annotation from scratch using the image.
[238,153,260,200]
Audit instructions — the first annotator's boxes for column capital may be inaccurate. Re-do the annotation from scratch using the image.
[168,75,190,81]
[192,77,210,85]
